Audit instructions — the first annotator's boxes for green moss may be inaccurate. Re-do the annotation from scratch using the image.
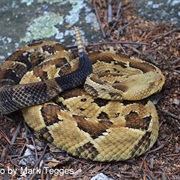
[37,0,87,4]
[21,0,34,6]
[21,12,63,42]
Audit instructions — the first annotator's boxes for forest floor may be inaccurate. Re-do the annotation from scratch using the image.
[0,0,179,179]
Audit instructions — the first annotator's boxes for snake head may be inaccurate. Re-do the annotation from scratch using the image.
[121,71,165,100]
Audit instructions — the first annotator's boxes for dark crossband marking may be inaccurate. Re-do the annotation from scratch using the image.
[74,114,112,139]
[41,104,61,126]
[125,111,151,131]
[76,142,99,160]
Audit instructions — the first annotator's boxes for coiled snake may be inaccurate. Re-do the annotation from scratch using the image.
[0,27,165,161]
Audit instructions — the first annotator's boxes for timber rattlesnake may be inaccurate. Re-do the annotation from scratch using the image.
[0,27,165,161]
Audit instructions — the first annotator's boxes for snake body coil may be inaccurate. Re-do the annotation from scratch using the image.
[0,28,165,161]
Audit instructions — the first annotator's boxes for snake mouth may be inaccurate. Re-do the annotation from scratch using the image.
[152,73,165,90]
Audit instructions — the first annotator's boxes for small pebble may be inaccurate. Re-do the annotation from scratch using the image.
[173,98,180,105]
[91,173,113,180]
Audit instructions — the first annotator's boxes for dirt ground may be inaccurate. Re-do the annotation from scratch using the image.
[0,0,179,179]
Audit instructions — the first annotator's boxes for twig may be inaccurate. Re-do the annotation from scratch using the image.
[98,0,102,8]
[0,113,15,122]
[18,143,27,157]
[10,120,23,145]
[119,44,127,55]
[150,28,180,42]
[160,109,180,120]
[106,1,122,36]
[93,0,106,38]
[141,44,159,54]
[165,153,180,157]
[170,69,180,73]
[146,144,165,155]
[34,145,47,167]
[27,144,48,180]
[66,41,150,51]
[144,170,158,180]
[116,0,121,18]
[106,21,118,37]
[0,128,11,144]
[31,136,38,160]
[117,21,135,40]
[170,58,180,65]
[107,0,113,25]
[89,41,150,47]
[123,44,141,54]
